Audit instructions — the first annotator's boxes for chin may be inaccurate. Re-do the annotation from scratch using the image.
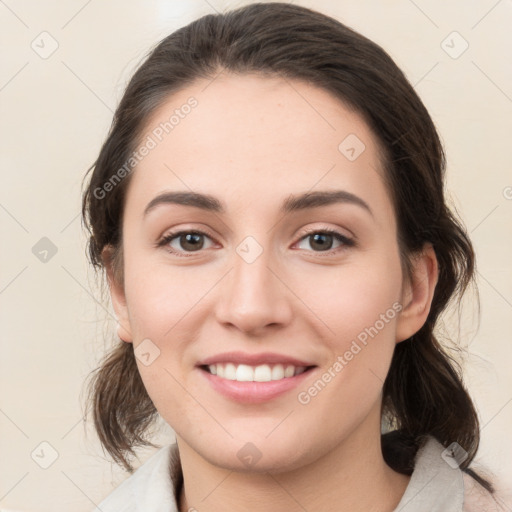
[193,434,316,474]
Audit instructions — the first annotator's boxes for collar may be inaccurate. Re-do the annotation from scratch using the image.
[392,436,464,511]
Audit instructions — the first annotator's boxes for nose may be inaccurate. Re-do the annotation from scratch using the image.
[214,246,293,336]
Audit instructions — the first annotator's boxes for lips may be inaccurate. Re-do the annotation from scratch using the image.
[196,351,317,403]
[197,351,315,368]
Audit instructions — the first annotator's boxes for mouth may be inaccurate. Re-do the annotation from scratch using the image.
[196,353,318,403]
[199,362,314,382]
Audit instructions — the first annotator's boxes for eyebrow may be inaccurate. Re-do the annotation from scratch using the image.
[143,190,373,217]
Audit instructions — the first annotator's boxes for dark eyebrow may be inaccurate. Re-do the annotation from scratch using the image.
[144,191,223,216]
[282,190,372,216]
[143,190,372,217]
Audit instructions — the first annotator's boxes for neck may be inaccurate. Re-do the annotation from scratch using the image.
[176,408,410,512]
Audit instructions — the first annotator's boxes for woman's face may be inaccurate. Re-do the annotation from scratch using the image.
[112,73,419,472]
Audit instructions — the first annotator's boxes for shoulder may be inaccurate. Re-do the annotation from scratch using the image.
[392,436,464,511]
[392,435,511,512]
[92,444,179,512]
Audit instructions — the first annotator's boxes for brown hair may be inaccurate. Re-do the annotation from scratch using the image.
[82,1,494,492]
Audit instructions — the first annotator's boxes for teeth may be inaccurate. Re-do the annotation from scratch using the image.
[254,364,271,382]
[284,365,295,378]
[236,364,253,381]
[205,363,308,382]
[272,364,284,380]
[225,363,236,380]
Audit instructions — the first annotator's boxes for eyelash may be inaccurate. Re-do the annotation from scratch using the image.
[157,226,355,258]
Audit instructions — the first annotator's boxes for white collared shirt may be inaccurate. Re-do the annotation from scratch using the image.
[93,436,506,511]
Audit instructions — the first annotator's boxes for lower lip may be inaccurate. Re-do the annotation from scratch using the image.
[198,367,316,404]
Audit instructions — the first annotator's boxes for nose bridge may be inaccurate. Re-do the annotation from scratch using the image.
[215,234,291,333]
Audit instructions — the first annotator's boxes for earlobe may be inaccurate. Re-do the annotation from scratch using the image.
[102,245,133,344]
[396,244,439,343]
[116,321,133,343]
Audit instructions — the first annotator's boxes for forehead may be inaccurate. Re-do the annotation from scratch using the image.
[127,72,390,214]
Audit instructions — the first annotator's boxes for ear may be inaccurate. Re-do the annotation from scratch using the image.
[396,243,439,343]
[102,245,133,343]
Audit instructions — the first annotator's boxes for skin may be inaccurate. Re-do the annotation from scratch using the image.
[106,72,438,512]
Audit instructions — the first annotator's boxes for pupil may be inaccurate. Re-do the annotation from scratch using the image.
[311,233,332,251]
[182,233,203,251]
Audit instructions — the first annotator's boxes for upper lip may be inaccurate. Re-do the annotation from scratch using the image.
[197,351,316,367]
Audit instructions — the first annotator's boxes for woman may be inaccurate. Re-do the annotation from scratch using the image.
[82,3,509,511]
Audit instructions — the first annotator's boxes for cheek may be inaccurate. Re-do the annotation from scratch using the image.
[123,249,203,339]
[295,251,403,407]
[303,252,403,342]
[121,252,212,413]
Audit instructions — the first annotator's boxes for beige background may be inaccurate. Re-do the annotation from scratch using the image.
[0,0,511,510]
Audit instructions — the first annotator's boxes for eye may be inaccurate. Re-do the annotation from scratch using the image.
[157,227,355,257]
[158,230,215,256]
[294,228,354,253]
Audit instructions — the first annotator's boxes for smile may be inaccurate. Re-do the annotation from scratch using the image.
[197,354,317,403]
[203,363,310,382]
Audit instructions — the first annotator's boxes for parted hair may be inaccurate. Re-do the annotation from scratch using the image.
[82,1,494,493]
